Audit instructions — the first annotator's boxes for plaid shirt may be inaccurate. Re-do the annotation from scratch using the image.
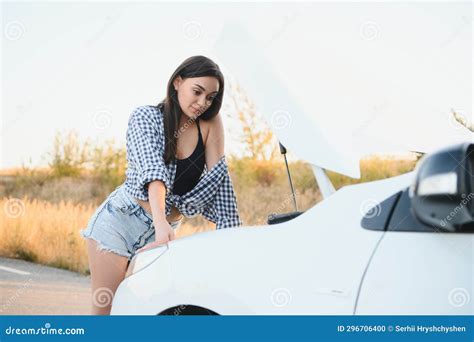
[124,105,242,229]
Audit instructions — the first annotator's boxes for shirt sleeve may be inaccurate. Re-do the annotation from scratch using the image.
[202,165,243,229]
[126,106,170,194]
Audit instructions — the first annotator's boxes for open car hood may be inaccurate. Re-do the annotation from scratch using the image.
[214,15,471,178]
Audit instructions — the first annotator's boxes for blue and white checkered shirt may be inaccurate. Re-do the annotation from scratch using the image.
[124,105,242,229]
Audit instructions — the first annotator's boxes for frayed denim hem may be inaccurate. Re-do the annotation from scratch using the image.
[81,232,132,260]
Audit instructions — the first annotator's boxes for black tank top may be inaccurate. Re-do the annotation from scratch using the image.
[173,119,206,196]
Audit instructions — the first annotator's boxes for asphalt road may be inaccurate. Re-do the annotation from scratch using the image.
[0,257,91,315]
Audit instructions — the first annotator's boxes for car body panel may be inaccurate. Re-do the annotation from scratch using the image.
[356,231,473,314]
[112,172,414,315]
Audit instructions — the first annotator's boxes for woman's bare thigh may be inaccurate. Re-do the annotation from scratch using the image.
[87,239,129,315]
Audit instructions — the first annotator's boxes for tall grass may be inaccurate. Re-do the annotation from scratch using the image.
[0,197,93,274]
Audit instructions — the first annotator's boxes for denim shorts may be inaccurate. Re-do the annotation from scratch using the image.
[80,184,182,260]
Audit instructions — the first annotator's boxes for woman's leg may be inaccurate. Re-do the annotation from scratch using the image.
[86,239,129,315]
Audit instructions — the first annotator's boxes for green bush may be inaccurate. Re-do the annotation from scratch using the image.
[89,140,127,190]
[48,131,88,177]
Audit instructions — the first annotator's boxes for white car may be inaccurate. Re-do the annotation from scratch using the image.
[112,142,474,315]
[113,21,472,315]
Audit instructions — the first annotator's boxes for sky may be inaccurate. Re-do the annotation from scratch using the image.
[1,1,472,172]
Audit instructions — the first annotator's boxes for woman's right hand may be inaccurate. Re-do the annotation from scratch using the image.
[153,219,176,245]
[136,219,175,253]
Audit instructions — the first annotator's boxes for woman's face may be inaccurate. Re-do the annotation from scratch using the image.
[173,76,220,119]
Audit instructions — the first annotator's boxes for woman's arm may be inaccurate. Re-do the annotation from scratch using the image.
[137,180,175,253]
[201,113,243,229]
[148,180,168,224]
[126,106,175,252]
[204,113,225,170]
[147,180,175,243]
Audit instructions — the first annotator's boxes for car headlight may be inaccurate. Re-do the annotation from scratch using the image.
[125,244,168,278]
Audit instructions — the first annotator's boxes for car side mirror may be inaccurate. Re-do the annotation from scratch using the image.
[410,143,474,232]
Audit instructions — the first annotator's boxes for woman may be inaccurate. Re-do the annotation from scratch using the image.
[80,56,242,315]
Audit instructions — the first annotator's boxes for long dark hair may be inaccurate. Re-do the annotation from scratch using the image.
[157,56,224,164]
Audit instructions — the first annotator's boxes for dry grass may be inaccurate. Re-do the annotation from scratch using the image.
[328,155,417,189]
[0,197,93,274]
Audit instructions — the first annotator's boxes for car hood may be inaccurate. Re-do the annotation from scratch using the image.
[214,19,471,178]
